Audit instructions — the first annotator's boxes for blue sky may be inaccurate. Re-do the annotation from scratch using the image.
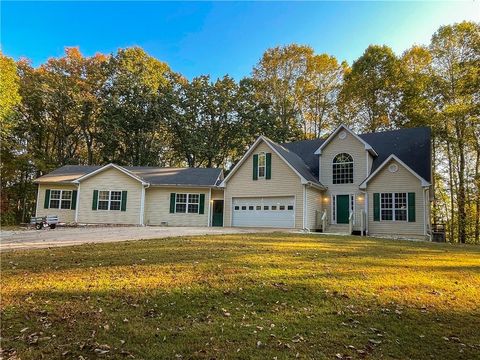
[2,1,479,80]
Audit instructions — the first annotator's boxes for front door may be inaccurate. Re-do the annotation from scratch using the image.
[336,195,350,224]
[212,200,224,227]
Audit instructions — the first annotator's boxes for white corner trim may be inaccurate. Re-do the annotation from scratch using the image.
[359,154,431,189]
[35,184,40,217]
[208,188,212,227]
[74,183,80,223]
[73,163,149,185]
[139,184,147,226]
[302,184,307,229]
[314,124,378,156]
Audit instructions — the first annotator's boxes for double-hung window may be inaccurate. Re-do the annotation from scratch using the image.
[380,192,407,221]
[98,190,122,211]
[49,190,72,209]
[258,153,266,178]
[175,193,200,214]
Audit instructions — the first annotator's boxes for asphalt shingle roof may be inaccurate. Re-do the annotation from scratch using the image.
[280,127,431,183]
[35,165,223,187]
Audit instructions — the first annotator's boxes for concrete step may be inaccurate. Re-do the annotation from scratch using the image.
[325,224,350,234]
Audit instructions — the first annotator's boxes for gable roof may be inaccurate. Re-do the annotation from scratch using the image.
[359,154,430,189]
[222,136,325,189]
[358,127,431,183]
[277,126,431,183]
[35,164,223,187]
[314,125,378,156]
[74,163,148,185]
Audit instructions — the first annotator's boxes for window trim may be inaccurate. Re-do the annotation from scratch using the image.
[380,192,408,222]
[257,152,266,179]
[174,193,200,214]
[97,190,123,211]
[49,189,73,210]
[332,153,354,184]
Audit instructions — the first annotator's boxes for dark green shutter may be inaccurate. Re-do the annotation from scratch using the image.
[170,193,176,213]
[253,154,258,180]
[92,190,98,210]
[373,193,380,221]
[44,189,50,209]
[266,153,272,180]
[121,191,128,211]
[199,194,205,214]
[408,192,416,222]
[71,190,78,210]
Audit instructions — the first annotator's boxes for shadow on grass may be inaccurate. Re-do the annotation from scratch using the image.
[2,283,479,360]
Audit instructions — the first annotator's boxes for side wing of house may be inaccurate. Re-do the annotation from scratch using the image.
[367,158,429,239]
[223,140,305,229]
[77,167,144,225]
[144,187,210,226]
[36,183,78,223]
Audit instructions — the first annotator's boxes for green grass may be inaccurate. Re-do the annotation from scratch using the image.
[1,233,479,359]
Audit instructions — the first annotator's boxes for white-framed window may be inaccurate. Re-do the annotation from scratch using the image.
[258,152,266,178]
[50,190,72,209]
[333,153,354,184]
[98,190,122,211]
[381,192,407,221]
[175,193,200,214]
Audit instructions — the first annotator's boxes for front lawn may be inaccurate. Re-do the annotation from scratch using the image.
[1,234,479,359]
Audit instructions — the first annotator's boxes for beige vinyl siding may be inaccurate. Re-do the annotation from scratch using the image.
[224,142,304,229]
[367,159,426,237]
[305,186,322,230]
[144,187,209,226]
[211,189,224,200]
[319,131,367,230]
[36,184,77,223]
[77,168,143,225]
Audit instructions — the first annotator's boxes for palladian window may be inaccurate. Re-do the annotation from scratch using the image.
[332,153,353,184]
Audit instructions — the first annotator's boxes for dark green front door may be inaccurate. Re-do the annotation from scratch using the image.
[212,200,224,227]
[336,195,350,224]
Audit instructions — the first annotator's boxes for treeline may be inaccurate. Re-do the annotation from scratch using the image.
[1,21,478,243]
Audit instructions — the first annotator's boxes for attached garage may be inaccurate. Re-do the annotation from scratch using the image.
[231,196,295,228]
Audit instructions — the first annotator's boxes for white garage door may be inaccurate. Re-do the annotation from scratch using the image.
[232,197,295,228]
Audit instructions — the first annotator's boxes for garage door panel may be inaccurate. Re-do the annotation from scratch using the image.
[232,197,294,228]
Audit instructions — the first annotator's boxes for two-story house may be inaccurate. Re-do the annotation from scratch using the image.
[34,125,432,239]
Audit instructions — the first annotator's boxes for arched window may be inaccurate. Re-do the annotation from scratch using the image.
[333,153,353,184]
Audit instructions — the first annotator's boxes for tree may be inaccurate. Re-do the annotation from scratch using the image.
[252,44,312,141]
[339,45,401,132]
[99,47,170,165]
[429,21,480,243]
[298,54,346,137]
[0,52,21,140]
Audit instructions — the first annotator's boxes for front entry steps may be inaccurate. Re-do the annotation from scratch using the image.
[324,224,350,235]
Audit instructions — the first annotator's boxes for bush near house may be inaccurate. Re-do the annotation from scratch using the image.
[1,233,479,359]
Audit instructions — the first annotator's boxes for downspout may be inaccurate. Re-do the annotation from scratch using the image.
[74,183,80,223]
[360,190,368,236]
[423,187,431,241]
[303,184,307,231]
[140,183,149,226]
[208,188,212,227]
[35,184,40,218]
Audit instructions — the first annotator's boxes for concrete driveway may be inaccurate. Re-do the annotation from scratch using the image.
[0,226,293,251]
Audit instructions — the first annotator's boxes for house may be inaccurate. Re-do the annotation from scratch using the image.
[35,164,225,227]
[34,125,432,240]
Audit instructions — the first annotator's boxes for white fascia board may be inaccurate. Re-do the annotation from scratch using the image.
[359,154,431,189]
[314,124,378,156]
[73,163,149,185]
[222,135,309,185]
